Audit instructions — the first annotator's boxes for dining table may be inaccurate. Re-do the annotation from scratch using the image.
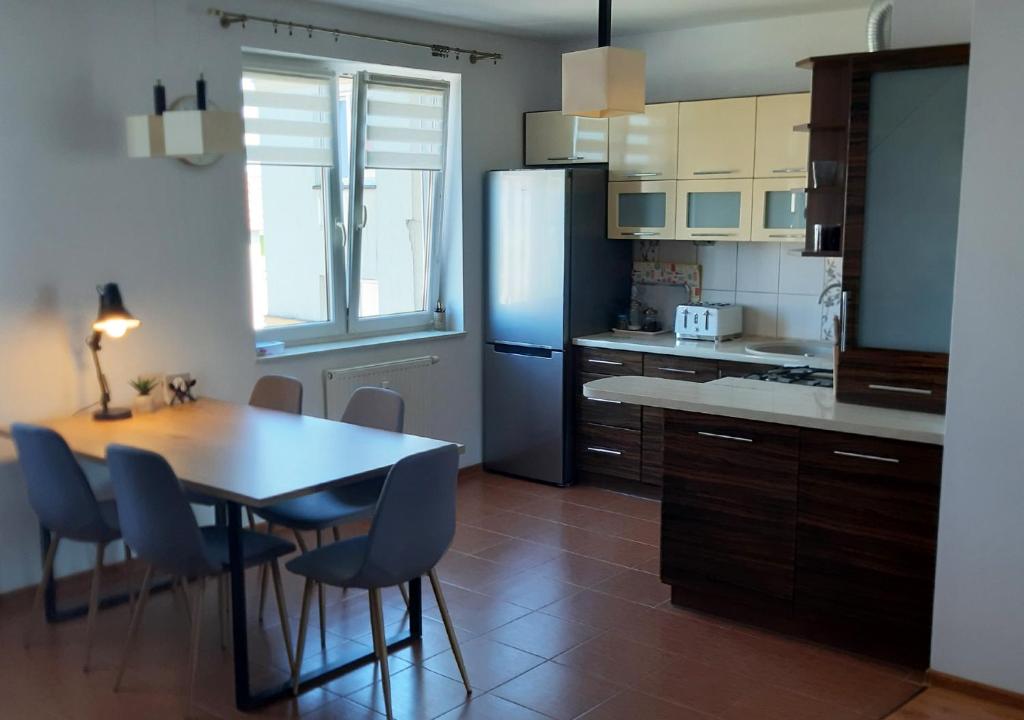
[0,398,460,711]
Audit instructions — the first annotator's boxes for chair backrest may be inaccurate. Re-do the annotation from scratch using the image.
[106,445,215,577]
[249,375,303,414]
[342,386,404,432]
[10,424,107,541]
[358,444,458,587]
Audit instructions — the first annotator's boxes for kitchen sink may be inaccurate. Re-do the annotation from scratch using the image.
[745,340,832,360]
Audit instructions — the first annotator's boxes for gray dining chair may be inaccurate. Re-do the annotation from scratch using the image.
[253,386,405,648]
[106,444,296,715]
[286,444,468,720]
[11,423,124,672]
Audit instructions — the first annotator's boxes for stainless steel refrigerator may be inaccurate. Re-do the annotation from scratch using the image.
[483,168,632,486]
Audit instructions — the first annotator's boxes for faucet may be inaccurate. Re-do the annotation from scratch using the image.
[818,282,842,304]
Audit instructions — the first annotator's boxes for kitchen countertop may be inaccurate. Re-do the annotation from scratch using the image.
[583,376,945,445]
[573,333,833,370]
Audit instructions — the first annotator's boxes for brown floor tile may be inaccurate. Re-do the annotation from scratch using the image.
[434,693,552,720]
[578,690,714,720]
[301,697,386,719]
[515,499,661,546]
[422,636,545,692]
[484,611,604,659]
[436,551,520,592]
[471,538,567,571]
[491,661,621,720]
[345,665,472,720]
[529,552,626,588]
[475,568,582,611]
[450,524,512,555]
[421,584,532,635]
[591,568,672,607]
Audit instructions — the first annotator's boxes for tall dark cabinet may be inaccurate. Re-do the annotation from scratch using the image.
[799,45,970,414]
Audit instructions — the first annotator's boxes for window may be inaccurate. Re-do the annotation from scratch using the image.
[243,63,451,343]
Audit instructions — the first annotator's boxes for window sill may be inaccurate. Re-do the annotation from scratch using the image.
[256,329,466,362]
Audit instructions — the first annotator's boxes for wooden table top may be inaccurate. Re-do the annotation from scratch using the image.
[0,400,459,507]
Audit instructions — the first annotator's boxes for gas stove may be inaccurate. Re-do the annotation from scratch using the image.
[745,365,834,388]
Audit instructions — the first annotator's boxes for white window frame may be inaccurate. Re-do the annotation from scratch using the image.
[245,55,452,346]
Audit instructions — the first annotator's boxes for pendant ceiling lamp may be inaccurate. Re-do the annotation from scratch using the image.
[561,0,645,118]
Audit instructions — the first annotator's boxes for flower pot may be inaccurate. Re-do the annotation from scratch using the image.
[132,394,161,415]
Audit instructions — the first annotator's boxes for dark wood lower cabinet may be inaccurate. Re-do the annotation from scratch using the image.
[661,409,942,667]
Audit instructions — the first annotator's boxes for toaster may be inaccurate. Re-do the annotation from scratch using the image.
[675,303,743,341]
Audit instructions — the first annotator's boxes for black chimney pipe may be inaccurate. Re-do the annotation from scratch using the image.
[598,0,611,47]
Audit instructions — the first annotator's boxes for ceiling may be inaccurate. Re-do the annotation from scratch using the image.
[314,0,869,40]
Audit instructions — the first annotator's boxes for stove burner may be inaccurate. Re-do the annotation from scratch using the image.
[745,365,834,388]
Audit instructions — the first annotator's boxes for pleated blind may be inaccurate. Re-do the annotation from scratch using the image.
[242,71,334,167]
[365,78,448,171]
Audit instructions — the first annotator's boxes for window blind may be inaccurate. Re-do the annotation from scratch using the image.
[242,71,334,167]
[364,77,447,171]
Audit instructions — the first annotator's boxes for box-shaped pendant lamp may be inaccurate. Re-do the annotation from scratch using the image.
[162,110,244,157]
[561,46,645,118]
[125,115,166,158]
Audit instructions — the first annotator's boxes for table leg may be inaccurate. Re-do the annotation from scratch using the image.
[408,576,423,639]
[41,525,57,622]
[226,502,252,710]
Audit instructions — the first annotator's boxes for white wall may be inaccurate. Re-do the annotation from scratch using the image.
[930,0,1024,694]
[0,0,560,592]
[892,0,973,48]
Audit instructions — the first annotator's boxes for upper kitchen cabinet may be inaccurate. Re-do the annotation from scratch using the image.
[676,179,752,241]
[677,97,756,180]
[608,102,679,181]
[753,93,810,178]
[608,180,677,239]
[524,111,608,166]
[799,44,970,414]
[751,178,807,242]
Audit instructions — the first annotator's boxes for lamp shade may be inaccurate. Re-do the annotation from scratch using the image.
[163,109,244,157]
[93,283,140,338]
[561,46,646,118]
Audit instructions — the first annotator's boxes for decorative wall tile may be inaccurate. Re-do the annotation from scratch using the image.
[632,261,702,302]
[819,257,843,341]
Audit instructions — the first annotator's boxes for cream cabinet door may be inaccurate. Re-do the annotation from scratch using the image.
[677,97,756,180]
[676,179,753,241]
[608,180,677,239]
[754,93,810,178]
[751,178,807,242]
[608,102,679,181]
[524,111,608,166]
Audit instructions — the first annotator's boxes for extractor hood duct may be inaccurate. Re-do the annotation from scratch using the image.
[867,0,894,51]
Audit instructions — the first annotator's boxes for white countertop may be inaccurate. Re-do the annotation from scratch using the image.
[583,376,945,445]
[573,333,833,370]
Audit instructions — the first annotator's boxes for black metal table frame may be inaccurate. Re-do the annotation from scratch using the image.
[226,501,423,711]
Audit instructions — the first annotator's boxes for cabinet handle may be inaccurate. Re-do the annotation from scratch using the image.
[587,359,624,366]
[620,231,660,237]
[769,233,804,239]
[623,172,661,178]
[658,367,697,374]
[693,170,738,175]
[586,397,622,404]
[833,450,900,464]
[691,232,736,237]
[697,431,753,443]
[547,155,584,161]
[585,447,622,456]
[772,167,806,174]
[868,384,934,396]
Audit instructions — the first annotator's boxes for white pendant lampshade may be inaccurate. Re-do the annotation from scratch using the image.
[163,109,244,157]
[125,114,166,158]
[562,0,645,118]
[562,46,645,118]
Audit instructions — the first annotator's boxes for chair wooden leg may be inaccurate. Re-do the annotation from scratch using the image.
[25,532,60,649]
[368,588,394,720]
[174,578,192,628]
[185,577,206,718]
[291,579,315,695]
[114,564,153,692]
[316,529,326,649]
[123,542,135,617]
[270,560,295,674]
[429,568,472,694]
[83,542,106,672]
[292,529,309,553]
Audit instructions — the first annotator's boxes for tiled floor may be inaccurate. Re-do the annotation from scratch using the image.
[0,468,926,719]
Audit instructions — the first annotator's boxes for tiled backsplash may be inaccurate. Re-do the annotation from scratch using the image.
[632,241,840,341]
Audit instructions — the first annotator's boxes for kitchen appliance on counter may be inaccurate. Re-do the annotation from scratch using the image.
[746,365,834,387]
[674,303,743,341]
[484,168,632,486]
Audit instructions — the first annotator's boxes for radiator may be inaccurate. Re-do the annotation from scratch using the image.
[324,355,439,435]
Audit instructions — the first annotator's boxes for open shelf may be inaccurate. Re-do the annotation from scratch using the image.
[793,123,846,133]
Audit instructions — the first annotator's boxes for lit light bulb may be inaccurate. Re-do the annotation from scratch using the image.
[93,317,140,338]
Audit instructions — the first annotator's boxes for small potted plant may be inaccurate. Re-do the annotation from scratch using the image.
[129,376,161,414]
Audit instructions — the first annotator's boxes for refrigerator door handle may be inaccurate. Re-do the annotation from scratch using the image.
[492,342,555,358]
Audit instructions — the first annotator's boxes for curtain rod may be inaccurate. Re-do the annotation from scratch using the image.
[207,8,503,65]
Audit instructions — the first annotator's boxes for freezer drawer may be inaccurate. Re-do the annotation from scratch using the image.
[483,344,566,485]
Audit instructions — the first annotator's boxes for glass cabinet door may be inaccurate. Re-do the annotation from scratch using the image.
[608,180,677,239]
[675,179,753,241]
[751,178,807,242]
